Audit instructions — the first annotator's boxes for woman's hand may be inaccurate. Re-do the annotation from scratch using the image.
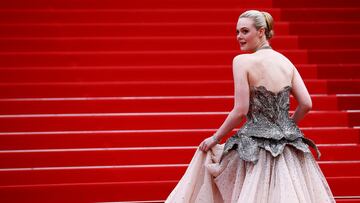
[199,135,219,152]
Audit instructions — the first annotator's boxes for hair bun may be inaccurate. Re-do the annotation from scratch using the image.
[261,11,274,40]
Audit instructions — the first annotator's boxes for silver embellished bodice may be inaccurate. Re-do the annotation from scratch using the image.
[219,85,321,164]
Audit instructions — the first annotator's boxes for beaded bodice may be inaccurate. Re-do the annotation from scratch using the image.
[245,85,302,140]
[219,85,321,164]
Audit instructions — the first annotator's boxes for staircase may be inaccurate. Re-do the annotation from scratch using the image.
[0,0,360,202]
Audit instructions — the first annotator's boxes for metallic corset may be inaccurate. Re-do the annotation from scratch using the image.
[219,85,321,164]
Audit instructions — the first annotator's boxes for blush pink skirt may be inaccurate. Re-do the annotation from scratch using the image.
[165,144,335,203]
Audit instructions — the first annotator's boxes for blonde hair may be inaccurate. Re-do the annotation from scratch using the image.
[239,10,274,40]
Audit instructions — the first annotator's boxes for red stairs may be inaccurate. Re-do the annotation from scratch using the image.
[0,0,360,202]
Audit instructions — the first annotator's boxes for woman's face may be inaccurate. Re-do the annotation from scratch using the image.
[236,17,264,52]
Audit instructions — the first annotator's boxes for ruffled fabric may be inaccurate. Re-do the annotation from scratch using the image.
[219,85,321,164]
[165,144,335,203]
[219,133,320,164]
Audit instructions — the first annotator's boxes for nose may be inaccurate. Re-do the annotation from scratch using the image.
[237,34,242,41]
[236,32,243,40]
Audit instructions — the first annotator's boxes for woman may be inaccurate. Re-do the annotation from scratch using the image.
[165,10,335,203]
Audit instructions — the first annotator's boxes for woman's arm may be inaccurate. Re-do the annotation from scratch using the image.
[290,67,313,124]
[213,55,250,141]
[199,55,250,151]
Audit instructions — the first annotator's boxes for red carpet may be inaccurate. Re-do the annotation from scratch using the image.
[0,0,359,202]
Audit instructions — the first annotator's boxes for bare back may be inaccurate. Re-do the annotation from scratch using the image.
[235,49,313,124]
[247,49,294,93]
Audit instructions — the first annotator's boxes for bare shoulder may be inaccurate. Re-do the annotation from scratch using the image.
[233,53,256,63]
[274,50,296,67]
[232,54,257,71]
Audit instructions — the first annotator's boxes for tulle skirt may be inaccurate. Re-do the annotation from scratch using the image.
[165,143,335,203]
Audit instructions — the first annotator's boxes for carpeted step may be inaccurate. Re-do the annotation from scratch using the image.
[0,22,290,38]
[1,110,360,132]
[0,127,358,150]
[1,8,360,24]
[0,50,309,67]
[1,8,360,25]
[0,64,359,83]
[288,22,360,35]
[302,64,360,79]
[337,199,360,203]
[0,49,359,67]
[1,35,359,52]
[308,49,360,64]
[297,35,360,49]
[0,161,358,186]
[0,145,359,168]
[0,36,300,52]
[280,8,360,21]
[0,0,272,9]
[0,94,359,114]
[1,22,359,38]
[0,79,359,98]
[0,9,281,24]
[273,0,360,8]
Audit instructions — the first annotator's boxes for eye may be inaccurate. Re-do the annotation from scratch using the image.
[242,30,249,34]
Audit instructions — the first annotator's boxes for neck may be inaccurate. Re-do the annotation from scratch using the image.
[254,43,272,52]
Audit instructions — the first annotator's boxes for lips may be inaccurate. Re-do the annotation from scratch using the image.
[240,42,247,46]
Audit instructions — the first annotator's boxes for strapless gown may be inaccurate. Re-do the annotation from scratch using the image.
[165,85,336,203]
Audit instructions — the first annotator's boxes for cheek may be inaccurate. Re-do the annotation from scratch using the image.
[243,32,252,40]
[245,32,257,42]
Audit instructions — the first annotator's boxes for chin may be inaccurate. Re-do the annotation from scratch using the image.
[240,45,256,53]
[240,46,250,52]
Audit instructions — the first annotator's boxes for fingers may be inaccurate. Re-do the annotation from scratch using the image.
[205,144,212,151]
[203,142,215,152]
[203,144,208,151]
[199,143,208,152]
[199,141,207,152]
[199,138,215,152]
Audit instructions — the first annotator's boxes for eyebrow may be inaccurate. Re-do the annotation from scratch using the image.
[236,27,249,31]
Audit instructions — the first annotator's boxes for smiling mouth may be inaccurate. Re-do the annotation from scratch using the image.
[240,42,247,46]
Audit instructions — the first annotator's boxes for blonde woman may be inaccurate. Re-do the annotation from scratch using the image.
[165,10,335,202]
